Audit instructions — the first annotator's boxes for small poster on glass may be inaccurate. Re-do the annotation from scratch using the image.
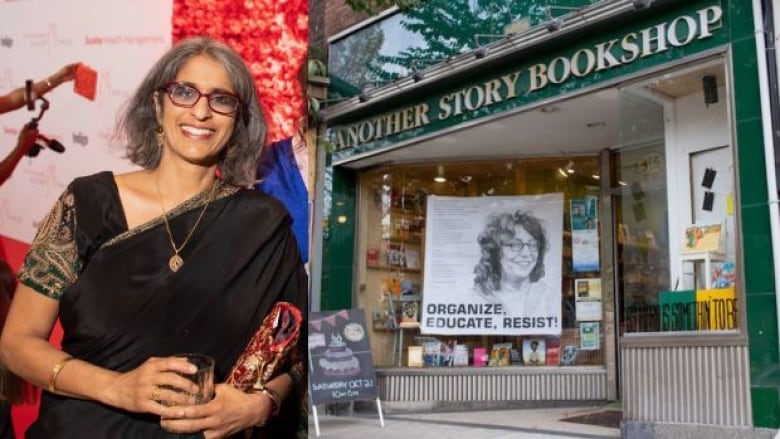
[574,278,602,321]
[570,197,600,272]
[579,322,600,351]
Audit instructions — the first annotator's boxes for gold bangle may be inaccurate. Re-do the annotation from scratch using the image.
[261,387,282,416]
[48,356,74,393]
[249,386,281,422]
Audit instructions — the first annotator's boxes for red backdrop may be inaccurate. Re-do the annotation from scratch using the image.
[173,0,308,145]
[5,236,60,435]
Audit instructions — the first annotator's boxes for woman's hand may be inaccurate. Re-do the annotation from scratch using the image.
[16,124,38,155]
[52,63,79,85]
[160,383,275,438]
[101,356,199,415]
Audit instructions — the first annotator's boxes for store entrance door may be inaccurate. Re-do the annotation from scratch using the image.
[611,86,669,401]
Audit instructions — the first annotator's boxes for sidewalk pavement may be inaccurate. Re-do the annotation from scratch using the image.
[309,404,621,438]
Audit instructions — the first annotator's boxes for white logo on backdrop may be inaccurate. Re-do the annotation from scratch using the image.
[0,1,173,243]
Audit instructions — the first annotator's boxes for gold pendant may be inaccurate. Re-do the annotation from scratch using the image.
[169,254,184,272]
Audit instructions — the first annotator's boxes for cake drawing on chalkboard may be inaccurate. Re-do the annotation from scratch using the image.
[318,334,361,377]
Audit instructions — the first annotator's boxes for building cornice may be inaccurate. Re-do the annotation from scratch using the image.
[321,0,679,123]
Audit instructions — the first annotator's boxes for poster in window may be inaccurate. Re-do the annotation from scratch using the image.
[579,322,600,351]
[574,278,602,321]
[570,197,600,272]
[420,194,564,336]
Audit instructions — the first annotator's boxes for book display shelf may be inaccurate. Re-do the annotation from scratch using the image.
[362,187,426,367]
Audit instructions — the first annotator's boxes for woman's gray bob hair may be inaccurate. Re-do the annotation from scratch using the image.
[117,36,266,186]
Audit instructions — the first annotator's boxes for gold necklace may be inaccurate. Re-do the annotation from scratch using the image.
[155,178,217,272]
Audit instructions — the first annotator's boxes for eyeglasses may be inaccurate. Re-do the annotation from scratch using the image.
[503,240,538,252]
[159,82,241,115]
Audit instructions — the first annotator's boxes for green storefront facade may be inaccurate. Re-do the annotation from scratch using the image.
[314,0,779,434]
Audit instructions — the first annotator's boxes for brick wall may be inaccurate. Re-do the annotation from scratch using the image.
[309,0,326,59]
[311,0,382,63]
[324,0,373,39]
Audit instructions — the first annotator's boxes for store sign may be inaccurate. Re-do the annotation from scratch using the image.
[331,5,723,151]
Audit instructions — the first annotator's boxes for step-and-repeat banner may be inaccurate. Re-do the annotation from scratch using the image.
[0,0,172,243]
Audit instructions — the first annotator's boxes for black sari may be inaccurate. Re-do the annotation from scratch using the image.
[18,171,308,439]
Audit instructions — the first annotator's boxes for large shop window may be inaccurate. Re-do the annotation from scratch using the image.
[357,159,607,368]
[614,59,739,335]
[354,58,738,371]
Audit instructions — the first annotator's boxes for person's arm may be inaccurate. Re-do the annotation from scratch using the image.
[0,124,38,186]
[245,372,295,427]
[0,284,84,394]
[0,284,205,416]
[0,63,79,115]
[159,372,294,437]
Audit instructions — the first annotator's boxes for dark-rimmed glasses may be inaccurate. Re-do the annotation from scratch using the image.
[503,240,538,252]
[159,82,240,116]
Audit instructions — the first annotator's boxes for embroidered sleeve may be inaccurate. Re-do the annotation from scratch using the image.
[17,188,81,300]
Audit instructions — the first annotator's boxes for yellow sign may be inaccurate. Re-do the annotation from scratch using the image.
[695,287,737,330]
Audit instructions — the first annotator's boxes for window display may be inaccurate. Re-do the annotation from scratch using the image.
[357,159,605,368]
[614,59,738,335]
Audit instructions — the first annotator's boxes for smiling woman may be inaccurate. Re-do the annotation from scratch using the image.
[152,54,239,171]
[475,212,548,291]
[473,210,557,319]
[0,37,308,439]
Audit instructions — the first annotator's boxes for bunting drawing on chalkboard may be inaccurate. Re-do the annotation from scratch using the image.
[309,310,350,332]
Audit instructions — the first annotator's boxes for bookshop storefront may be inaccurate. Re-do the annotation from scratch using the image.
[318,0,775,433]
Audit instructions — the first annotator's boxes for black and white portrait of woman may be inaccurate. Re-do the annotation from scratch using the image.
[473,210,559,320]
[420,193,562,336]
